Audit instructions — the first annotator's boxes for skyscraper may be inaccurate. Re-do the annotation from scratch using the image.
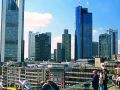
[1,0,24,62]
[107,29,118,55]
[28,31,38,60]
[75,6,92,60]
[56,43,62,62]
[92,42,99,58]
[35,32,51,61]
[62,29,71,62]
[54,49,57,61]
[99,33,111,59]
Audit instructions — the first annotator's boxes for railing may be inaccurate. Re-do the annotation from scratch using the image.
[63,79,114,90]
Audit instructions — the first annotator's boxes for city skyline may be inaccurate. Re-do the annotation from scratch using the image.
[0,0,120,59]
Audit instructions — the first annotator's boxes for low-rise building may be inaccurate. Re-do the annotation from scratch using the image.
[2,63,66,89]
[112,54,120,60]
[64,65,98,87]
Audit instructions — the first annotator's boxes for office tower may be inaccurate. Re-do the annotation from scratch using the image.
[75,6,92,60]
[107,29,118,55]
[56,43,62,62]
[35,32,51,61]
[28,31,38,60]
[54,49,57,61]
[1,0,24,62]
[62,29,71,62]
[92,42,99,58]
[99,33,111,59]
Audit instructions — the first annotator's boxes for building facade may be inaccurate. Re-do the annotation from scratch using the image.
[65,66,98,87]
[99,33,111,59]
[28,31,38,60]
[75,6,92,60]
[54,49,57,61]
[56,43,62,62]
[92,42,99,58]
[35,33,51,61]
[2,63,65,89]
[1,0,24,62]
[107,29,118,55]
[62,29,71,62]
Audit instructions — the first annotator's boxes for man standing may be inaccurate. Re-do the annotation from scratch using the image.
[92,70,99,90]
[103,69,108,90]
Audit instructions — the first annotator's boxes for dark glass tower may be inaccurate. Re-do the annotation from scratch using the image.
[35,33,51,61]
[56,43,62,62]
[75,6,92,60]
[107,29,118,55]
[99,33,111,59]
[92,42,99,58]
[62,29,71,62]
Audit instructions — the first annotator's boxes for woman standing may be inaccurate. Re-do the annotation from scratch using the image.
[99,70,104,90]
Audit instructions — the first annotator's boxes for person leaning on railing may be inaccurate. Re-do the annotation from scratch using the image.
[116,75,120,88]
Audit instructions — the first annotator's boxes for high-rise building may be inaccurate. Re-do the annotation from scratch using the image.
[1,0,24,62]
[75,6,92,60]
[56,43,62,62]
[99,33,111,59]
[62,29,71,62]
[35,32,51,61]
[28,31,38,60]
[107,29,118,55]
[54,49,57,61]
[92,42,99,58]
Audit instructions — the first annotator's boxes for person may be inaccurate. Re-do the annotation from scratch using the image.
[41,81,53,90]
[103,69,108,90]
[112,74,118,85]
[48,80,60,90]
[99,70,104,90]
[92,70,99,90]
[116,75,120,87]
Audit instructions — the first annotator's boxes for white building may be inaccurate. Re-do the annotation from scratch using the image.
[28,32,39,60]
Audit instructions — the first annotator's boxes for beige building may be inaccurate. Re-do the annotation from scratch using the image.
[112,54,120,60]
[2,63,65,89]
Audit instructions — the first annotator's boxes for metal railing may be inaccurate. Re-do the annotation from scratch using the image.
[63,79,114,90]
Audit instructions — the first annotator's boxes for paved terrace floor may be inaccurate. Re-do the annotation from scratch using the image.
[109,86,120,90]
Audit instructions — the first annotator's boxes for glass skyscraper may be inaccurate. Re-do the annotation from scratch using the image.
[99,33,111,59]
[107,29,118,55]
[56,43,62,62]
[92,42,99,58]
[35,32,51,61]
[62,29,71,62]
[75,6,92,60]
[1,0,24,62]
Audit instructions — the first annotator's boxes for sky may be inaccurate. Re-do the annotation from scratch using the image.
[0,0,120,59]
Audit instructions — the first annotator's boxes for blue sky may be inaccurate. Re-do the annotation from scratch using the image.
[0,0,120,58]
[24,0,120,38]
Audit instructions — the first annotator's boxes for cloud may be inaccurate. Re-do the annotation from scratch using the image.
[86,1,89,5]
[51,36,62,53]
[93,28,105,42]
[71,37,75,59]
[24,12,53,29]
[118,40,120,54]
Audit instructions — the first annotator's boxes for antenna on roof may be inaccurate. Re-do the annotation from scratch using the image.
[78,0,80,5]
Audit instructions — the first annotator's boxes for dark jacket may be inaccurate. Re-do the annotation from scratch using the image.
[42,83,52,90]
[92,74,99,87]
[49,81,60,90]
